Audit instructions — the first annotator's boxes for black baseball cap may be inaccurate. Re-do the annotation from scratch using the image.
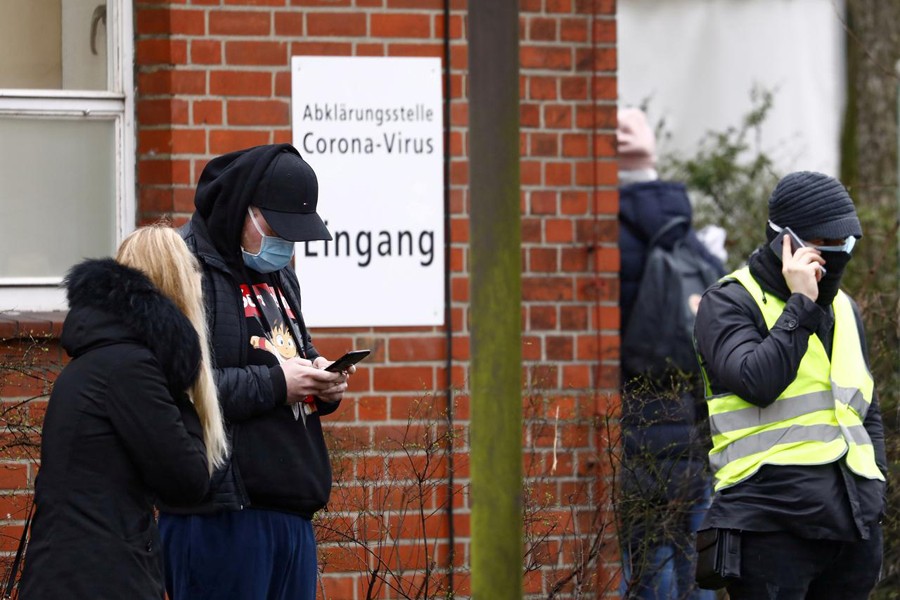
[252,151,332,242]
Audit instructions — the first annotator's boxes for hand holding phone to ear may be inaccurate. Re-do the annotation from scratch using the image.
[774,231,825,302]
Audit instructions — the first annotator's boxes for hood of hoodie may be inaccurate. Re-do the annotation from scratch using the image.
[619,180,694,249]
[192,143,300,269]
[62,258,201,393]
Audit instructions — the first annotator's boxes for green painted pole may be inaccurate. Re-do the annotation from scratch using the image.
[468,2,523,599]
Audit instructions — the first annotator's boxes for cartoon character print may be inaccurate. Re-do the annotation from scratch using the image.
[242,283,316,421]
[250,321,298,363]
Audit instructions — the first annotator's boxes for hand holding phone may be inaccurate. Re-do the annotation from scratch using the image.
[324,349,371,373]
[769,227,826,276]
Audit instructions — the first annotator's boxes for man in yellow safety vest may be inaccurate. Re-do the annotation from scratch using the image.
[693,171,886,599]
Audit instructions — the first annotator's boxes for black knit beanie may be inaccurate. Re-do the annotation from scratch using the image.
[767,171,862,240]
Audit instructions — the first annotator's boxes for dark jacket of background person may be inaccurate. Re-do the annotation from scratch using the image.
[19,259,209,600]
[619,179,724,459]
[166,144,338,518]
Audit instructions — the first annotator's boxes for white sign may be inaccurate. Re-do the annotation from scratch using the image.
[291,56,444,327]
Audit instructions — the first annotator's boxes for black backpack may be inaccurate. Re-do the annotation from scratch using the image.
[622,217,720,377]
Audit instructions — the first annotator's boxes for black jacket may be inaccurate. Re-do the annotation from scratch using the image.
[618,180,724,460]
[167,144,338,518]
[20,259,209,600]
[694,251,887,540]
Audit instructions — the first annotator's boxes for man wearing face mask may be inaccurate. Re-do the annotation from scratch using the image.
[158,144,352,600]
[692,171,887,598]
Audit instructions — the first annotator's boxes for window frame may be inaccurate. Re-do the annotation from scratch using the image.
[0,0,134,312]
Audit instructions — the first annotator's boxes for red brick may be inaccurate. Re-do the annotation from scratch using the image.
[545,162,572,186]
[136,9,169,35]
[575,46,616,72]
[593,75,618,100]
[561,75,588,100]
[373,367,435,392]
[227,100,290,125]
[593,18,617,44]
[560,17,588,42]
[528,76,558,100]
[209,70,273,96]
[138,158,192,186]
[561,246,589,272]
[547,0,573,13]
[307,12,366,36]
[209,130,273,154]
[389,42,444,59]
[193,100,224,125]
[191,40,223,65]
[529,133,558,157]
[169,9,207,35]
[225,41,288,65]
[137,99,189,126]
[522,277,574,302]
[274,11,304,36]
[521,46,571,70]
[138,70,206,95]
[356,43,386,56]
[290,0,352,6]
[136,39,187,65]
[372,13,431,38]
[546,218,575,243]
[210,10,271,35]
[528,17,557,41]
[388,337,447,362]
[290,41,353,56]
[225,0,286,5]
[434,13,464,39]
[528,305,557,330]
[520,104,540,128]
[563,132,589,157]
[530,248,559,272]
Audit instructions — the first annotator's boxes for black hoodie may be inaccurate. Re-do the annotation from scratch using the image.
[173,144,337,518]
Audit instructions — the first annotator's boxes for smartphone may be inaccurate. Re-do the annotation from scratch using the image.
[324,349,371,372]
[769,227,826,276]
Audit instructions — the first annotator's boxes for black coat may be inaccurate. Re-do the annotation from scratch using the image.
[19,259,209,600]
[618,180,724,460]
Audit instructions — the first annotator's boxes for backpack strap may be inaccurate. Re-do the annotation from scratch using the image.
[647,216,690,249]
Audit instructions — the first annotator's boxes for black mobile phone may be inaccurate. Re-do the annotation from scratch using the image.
[769,226,804,258]
[324,349,371,372]
[770,227,826,275]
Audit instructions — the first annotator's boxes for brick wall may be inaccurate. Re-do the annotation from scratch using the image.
[1,1,621,598]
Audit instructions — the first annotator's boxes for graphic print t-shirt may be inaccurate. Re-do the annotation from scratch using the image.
[240,272,312,419]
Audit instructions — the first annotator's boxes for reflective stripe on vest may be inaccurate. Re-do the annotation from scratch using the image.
[704,267,883,490]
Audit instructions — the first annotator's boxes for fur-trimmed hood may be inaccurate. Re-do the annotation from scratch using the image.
[62,258,201,393]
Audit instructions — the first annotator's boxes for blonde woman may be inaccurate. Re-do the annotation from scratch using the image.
[19,226,227,600]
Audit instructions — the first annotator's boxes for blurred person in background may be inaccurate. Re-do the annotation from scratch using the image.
[617,107,723,600]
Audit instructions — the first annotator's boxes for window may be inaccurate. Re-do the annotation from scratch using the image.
[0,0,134,311]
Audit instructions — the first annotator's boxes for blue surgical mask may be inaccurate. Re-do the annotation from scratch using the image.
[242,208,295,273]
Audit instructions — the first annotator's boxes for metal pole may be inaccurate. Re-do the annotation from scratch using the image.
[468,2,523,599]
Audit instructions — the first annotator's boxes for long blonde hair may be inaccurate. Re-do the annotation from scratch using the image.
[116,225,228,472]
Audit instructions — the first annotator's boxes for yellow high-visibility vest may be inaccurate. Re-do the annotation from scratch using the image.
[702,267,884,491]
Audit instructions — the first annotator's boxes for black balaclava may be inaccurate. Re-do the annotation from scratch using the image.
[757,171,862,307]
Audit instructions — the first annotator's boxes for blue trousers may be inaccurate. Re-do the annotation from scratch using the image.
[619,458,715,600]
[159,509,317,600]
